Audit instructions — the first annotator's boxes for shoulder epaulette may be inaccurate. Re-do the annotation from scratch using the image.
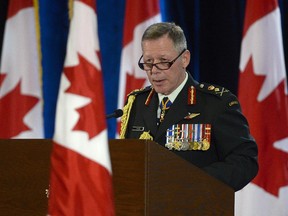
[127,85,152,96]
[196,83,230,98]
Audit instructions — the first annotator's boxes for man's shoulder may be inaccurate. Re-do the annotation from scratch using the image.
[128,86,153,97]
[192,82,241,109]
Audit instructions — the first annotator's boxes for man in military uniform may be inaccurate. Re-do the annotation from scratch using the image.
[119,22,258,191]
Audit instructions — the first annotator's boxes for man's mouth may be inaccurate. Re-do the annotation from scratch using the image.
[153,79,165,85]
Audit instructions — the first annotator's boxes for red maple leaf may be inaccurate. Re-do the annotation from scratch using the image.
[64,52,106,139]
[239,57,288,197]
[0,80,39,138]
[124,72,147,98]
[0,73,6,86]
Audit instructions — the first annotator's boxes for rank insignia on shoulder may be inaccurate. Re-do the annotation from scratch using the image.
[208,85,215,90]
[215,87,229,96]
[229,101,239,106]
[165,124,211,151]
[198,83,229,97]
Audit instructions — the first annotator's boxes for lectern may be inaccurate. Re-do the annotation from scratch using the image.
[0,139,234,215]
[0,139,52,216]
[110,139,234,215]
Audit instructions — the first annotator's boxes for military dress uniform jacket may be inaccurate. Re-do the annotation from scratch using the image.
[120,75,258,191]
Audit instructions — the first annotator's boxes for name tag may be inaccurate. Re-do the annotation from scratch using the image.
[132,126,144,132]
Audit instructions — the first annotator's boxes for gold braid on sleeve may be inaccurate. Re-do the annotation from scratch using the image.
[119,95,136,139]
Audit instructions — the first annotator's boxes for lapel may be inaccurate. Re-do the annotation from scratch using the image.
[142,92,158,137]
[155,75,199,140]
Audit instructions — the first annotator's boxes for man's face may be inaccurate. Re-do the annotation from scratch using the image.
[141,35,190,95]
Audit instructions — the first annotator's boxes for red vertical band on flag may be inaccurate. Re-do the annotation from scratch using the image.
[242,0,277,36]
[7,0,33,18]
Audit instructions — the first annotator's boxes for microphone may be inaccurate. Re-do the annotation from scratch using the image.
[106,109,123,119]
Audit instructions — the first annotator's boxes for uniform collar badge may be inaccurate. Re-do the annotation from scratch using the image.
[145,88,155,105]
[187,86,196,105]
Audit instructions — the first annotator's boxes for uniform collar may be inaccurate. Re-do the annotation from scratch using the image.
[158,72,188,104]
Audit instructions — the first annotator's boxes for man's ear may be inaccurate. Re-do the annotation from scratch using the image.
[182,50,191,68]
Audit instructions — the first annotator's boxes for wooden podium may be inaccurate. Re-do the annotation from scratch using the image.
[0,139,52,216]
[0,139,234,215]
[110,139,234,215]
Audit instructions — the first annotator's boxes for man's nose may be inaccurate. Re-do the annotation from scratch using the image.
[150,64,159,74]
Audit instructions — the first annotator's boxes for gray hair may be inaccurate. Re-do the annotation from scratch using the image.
[141,22,187,52]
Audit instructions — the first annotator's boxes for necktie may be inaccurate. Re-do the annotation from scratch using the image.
[159,97,172,123]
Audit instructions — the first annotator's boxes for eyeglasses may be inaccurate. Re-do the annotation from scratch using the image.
[138,49,186,71]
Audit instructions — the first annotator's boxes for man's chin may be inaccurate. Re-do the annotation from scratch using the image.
[154,87,168,95]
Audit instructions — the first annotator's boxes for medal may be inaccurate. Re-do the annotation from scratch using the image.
[165,124,211,151]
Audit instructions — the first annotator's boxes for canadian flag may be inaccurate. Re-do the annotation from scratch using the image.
[116,0,161,134]
[48,0,114,215]
[0,0,43,138]
[235,0,288,215]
